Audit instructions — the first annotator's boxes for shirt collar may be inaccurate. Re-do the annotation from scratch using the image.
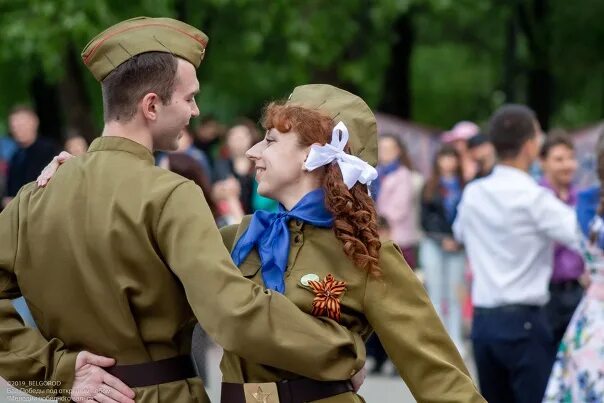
[538,176,553,190]
[493,164,534,181]
[88,136,155,164]
[538,176,577,204]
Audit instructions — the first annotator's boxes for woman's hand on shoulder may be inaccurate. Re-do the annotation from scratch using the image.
[37,151,74,187]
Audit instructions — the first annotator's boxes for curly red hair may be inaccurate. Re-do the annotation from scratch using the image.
[261,101,382,276]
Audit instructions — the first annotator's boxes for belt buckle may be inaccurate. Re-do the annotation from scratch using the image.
[243,382,280,403]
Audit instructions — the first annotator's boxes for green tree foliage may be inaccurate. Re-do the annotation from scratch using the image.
[411,0,504,128]
[0,0,600,136]
[548,0,604,127]
[411,0,604,129]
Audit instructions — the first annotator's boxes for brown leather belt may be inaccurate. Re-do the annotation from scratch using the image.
[105,355,197,388]
[221,379,353,403]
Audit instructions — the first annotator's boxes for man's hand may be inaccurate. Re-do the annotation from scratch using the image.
[36,151,74,187]
[579,269,591,289]
[71,351,135,403]
[351,366,367,392]
[442,237,460,253]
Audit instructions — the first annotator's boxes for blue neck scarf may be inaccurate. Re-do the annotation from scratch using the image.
[231,189,334,293]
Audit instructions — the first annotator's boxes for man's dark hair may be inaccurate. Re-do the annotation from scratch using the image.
[539,130,574,159]
[9,105,37,118]
[488,104,537,160]
[467,134,489,149]
[101,52,178,122]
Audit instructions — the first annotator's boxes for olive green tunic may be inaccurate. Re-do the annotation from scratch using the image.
[219,216,486,403]
[0,137,364,402]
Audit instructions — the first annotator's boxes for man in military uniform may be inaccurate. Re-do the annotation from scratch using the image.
[0,17,365,403]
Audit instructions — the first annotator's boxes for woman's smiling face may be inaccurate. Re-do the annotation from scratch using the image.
[245,128,311,203]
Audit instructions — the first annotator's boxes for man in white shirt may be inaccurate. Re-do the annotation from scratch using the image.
[453,104,579,403]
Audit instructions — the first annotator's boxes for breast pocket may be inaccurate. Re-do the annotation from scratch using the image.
[238,257,262,281]
[286,282,316,316]
[287,271,349,320]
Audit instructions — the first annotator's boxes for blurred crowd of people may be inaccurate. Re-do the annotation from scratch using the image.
[0,108,279,226]
[1,102,602,402]
[366,106,603,402]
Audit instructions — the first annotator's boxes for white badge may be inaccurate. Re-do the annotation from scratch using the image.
[300,273,320,286]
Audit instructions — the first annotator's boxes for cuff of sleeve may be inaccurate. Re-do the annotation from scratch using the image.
[52,350,78,397]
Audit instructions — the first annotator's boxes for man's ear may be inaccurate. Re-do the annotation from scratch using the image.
[519,139,531,158]
[524,136,539,160]
[141,93,159,121]
[538,157,545,170]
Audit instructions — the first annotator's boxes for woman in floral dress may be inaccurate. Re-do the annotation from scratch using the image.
[543,136,604,402]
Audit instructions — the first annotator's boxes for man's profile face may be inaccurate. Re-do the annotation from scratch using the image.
[469,143,495,171]
[9,110,39,147]
[151,59,200,151]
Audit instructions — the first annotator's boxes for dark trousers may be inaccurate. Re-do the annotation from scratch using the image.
[472,305,556,403]
[191,324,209,383]
[545,280,584,347]
[399,245,418,269]
[366,333,388,373]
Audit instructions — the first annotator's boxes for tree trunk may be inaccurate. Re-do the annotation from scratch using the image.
[30,74,62,143]
[378,11,414,119]
[311,67,356,93]
[503,5,518,102]
[518,0,553,130]
[57,44,98,142]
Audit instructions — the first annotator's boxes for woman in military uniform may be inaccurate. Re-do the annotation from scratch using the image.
[38,84,485,403]
[217,84,484,403]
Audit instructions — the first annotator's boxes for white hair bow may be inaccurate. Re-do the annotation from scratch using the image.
[304,121,378,189]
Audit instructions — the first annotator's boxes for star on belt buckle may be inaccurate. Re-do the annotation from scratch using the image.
[243,382,280,403]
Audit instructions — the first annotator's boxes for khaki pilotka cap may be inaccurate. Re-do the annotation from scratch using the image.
[287,84,378,167]
[81,16,208,81]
